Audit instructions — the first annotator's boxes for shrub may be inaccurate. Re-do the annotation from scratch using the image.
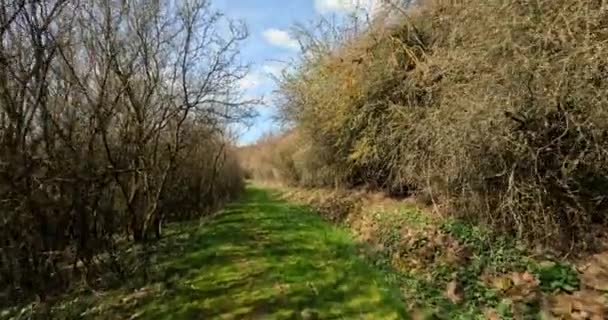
[270,0,608,249]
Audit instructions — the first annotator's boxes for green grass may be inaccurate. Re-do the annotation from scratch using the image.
[7,186,576,320]
[48,187,407,319]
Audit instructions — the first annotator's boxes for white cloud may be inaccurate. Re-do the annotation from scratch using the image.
[262,63,284,78]
[262,29,299,51]
[314,0,380,14]
[238,73,263,90]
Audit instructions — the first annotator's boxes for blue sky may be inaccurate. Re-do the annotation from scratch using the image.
[212,0,379,145]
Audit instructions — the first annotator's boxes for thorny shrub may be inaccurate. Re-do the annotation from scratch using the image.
[260,0,608,250]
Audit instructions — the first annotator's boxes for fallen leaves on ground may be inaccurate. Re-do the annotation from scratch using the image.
[547,290,607,319]
[579,252,608,292]
[484,271,540,304]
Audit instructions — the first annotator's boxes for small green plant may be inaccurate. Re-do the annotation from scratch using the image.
[496,298,514,318]
[534,262,580,293]
[440,220,490,251]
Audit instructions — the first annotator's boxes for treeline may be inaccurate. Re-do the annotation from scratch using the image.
[247,0,608,250]
[238,132,297,182]
[0,0,250,305]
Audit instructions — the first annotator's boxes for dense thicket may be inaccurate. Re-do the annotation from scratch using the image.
[237,132,298,182]
[0,0,251,305]
[257,0,608,250]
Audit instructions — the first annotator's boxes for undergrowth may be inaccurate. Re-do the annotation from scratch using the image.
[280,186,590,319]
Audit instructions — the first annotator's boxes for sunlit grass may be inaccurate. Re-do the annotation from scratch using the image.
[53,187,406,319]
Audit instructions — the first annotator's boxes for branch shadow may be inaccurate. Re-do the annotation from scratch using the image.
[69,187,407,319]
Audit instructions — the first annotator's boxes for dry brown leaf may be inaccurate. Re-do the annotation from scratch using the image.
[520,271,536,283]
[580,252,608,292]
[509,271,539,286]
[548,290,607,319]
[484,308,500,320]
[491,276,513,291]
[446,280,463,304]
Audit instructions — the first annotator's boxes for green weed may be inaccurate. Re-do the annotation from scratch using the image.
[533,262,580,293]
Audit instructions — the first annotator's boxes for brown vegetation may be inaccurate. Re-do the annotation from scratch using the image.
[0,0,251,307]
[238,133,285,181]
[248,0,608,251]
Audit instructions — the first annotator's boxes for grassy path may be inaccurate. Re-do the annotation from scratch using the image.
[58,187,407,319]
